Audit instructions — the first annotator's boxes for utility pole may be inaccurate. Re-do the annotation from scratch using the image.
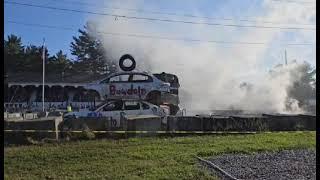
[285,50,287,66]
[42,38,46,112]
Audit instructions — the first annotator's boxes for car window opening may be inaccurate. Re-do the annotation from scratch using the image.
[153,73,179,88]
[130,74,152,82]
[141,102,150,109]
[98,100,123,111]
[124,101,140,110]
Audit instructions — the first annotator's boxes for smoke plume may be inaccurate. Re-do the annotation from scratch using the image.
[87,0,315,115]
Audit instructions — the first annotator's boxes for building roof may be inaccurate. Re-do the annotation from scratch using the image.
[7,72,107,84]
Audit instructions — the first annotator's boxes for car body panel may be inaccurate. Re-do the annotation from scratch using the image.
[86,71,179,105]
[64,100,167,127]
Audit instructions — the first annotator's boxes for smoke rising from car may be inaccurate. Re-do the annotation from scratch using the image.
[87,0,315,115]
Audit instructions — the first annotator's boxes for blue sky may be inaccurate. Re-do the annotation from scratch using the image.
[5,0,88,58]
[4,0,266,58]
[4,0,316,67]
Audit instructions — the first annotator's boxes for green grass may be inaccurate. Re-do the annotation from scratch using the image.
[4,131,316,180]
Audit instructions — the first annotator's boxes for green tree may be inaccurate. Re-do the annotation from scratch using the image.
[70,22,117,75]
[287,62,316,103]
[4,34,25,72]
[4,34,24,55]
[23,45,49,72]
[270,61,316,113]
[47,50,72,74]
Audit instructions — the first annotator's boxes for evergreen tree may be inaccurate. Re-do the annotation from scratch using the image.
[70,22,117,75]
[4,34,25,72]
[47,50,72,75]
[270,61,316,112]
[287,62,316,103]
[23,45,49,72]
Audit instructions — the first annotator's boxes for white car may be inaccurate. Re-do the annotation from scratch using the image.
[64,99,168,127]
[86,71,180,114]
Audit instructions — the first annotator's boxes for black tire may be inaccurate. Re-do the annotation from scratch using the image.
[169,104,179,115]
[119,54,136,71]
[147,91,161,105]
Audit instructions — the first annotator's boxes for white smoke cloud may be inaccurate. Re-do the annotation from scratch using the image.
[87,0,315,115]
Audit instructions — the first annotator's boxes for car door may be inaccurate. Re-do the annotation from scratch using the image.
[129,73,154,100]
[123,100,142,116]
[101,74,131,99]
[96,100,124,128]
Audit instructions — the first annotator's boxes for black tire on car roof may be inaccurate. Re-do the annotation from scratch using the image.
[119,54,136,71]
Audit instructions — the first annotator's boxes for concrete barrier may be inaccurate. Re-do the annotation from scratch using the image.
[7,113,22,118]
[297,114,316,130]
[228,115,268,131]
[23,113,32,120]
[59,117,113,131]
[4,113,316,144]
[60,115,162,131]
[58,117,114,140]
[4,116,63,144]
[194,115,268,132]
[167,116,203,131]
[262,114,316,131]
[23,113,38,120]
[6,112,38,121]
[126,115,162,131]
[167,114,315,132]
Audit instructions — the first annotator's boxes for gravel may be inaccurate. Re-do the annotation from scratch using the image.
[202,149,316,180]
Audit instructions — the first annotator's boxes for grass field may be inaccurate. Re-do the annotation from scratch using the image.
[4,131,316,180]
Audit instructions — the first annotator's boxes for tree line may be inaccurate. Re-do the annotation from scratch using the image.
[4,22,118,77]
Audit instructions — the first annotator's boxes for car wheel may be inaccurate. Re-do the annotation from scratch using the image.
[169,104,179,115]
[147,91,161,105]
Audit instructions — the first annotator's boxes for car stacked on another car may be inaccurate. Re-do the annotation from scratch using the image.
[86,71,181,115]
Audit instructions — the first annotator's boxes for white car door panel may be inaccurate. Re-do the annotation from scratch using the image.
[96,101,124,127]
[107,74,154,100]
[130,74,153,99]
